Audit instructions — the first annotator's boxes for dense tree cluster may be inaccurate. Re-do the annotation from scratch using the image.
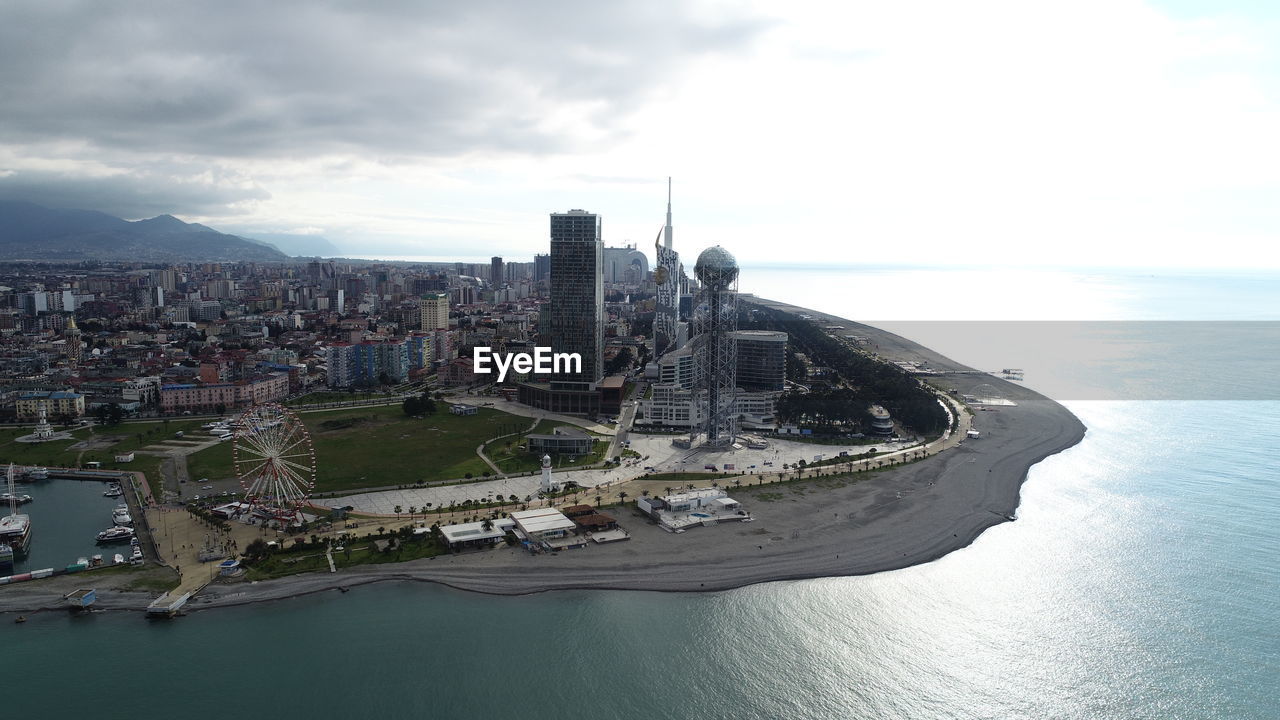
[401,393,437,417]
[742,305,948,435]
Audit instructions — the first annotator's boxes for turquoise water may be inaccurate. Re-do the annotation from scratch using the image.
[4,268,1278,719]
[10,479,128,572]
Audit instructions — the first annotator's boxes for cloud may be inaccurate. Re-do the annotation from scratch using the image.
[0,0,767,160]
[0,164,270,219]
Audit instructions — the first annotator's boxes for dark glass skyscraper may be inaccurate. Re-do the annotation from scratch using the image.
[548,209,603,387]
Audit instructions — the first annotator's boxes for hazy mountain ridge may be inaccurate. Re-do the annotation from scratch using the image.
[0,200,290,262]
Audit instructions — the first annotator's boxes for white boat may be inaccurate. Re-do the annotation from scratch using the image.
[113,553,125,564]
[112,508,133,526]
[103,484,124,498]
[96,526,134,543]
[23,467,49,481]
[0,493,32,504]
[2,465,31,557]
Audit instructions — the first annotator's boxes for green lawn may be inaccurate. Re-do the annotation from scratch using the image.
[0,420,204,497]
[188,405,520,493]
[243,536,445,581]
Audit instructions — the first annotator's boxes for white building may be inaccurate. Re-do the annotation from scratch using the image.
[510,508,579,547]
[636,487,747,531]
[439,517,515,549]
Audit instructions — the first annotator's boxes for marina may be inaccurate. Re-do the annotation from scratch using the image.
[0,472,142,575]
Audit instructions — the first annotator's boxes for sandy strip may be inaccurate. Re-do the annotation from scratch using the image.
[2,303,1085,614]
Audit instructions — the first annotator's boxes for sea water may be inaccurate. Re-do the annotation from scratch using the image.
[4,266,1278,719]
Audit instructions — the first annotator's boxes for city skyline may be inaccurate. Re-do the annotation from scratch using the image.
[2,1,1278,269]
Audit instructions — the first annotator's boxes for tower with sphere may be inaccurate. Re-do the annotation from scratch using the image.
[691,245,739,447]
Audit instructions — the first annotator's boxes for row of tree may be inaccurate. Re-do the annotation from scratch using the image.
[743,305,949,435]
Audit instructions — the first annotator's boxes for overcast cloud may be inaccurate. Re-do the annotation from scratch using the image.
[1,1,1278,267]
[0,0,764,220]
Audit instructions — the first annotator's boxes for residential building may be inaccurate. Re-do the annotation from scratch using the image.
[15,390,86,420]
[419,292,449,331]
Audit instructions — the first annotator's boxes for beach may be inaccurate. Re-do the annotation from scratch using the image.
[1,303,1086,613]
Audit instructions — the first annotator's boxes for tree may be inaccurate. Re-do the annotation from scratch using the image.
[403,395,422,416]
[619,491,629,504]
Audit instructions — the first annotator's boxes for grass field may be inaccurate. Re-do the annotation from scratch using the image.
[243,535,445,580]
[188,405,521,492]
[0,419,208,495]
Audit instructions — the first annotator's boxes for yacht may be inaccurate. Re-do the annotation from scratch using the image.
[23,467,49,481]
[1,465,31,557]
[112,504,133,526]
[0,492,32,505]
[113,553,126,565]
[96,526,135,543]
[103,484,124,498]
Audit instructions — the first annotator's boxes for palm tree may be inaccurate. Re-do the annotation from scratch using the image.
[408,505,417,519]
[393,505,402,520]
[595,494,602,507]
[619,491,629,504]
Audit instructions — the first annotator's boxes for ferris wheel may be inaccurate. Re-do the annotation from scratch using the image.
[233,403,316,523]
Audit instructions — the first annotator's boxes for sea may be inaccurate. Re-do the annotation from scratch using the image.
[5,266,1278,720]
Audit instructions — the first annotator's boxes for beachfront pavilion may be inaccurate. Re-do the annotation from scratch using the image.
[510,508,577,544]
[439,517,515,549]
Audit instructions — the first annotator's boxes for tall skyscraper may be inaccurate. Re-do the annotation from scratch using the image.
[490,256,504,286]
[534,254,551,284]
[548,209,603,387]
[654,178,682,357]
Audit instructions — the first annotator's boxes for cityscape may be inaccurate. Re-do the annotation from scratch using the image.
[2,185,969,604]
[2,2,1276,718]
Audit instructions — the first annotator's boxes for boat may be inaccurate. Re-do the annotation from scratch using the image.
[23,466,48,481]
[1,465,31,557]
[0,543,13,574]
[90,554,103,567]
[113,553,125,565]
[0,492,32,504]
[103,484,124,498]
[112,505,133,526]
[96,526,134,543]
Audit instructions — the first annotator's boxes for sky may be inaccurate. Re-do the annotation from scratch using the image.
[1,0,1279,268]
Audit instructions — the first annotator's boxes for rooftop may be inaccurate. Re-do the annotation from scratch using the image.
[510,508,576,534]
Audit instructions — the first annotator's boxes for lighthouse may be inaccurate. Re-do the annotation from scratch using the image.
[539,454,558,493]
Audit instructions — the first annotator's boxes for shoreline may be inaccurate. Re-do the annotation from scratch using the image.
[1,300,1086,615]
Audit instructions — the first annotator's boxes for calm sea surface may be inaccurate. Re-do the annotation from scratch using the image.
[5,266,1278,719]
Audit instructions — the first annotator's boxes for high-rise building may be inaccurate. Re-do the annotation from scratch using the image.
[534,254,551,284]
[654,178,682,356]
[548,209,603,387]
[731,330,788,391]
[490,256,504,286]
[419,292,449,331]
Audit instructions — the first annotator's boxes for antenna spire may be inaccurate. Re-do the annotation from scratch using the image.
[663,177,674,250]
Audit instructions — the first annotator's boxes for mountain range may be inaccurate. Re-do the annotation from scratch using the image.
[0,200,293,262]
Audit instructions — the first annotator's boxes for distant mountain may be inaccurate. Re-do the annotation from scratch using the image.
[241,231,342,257]
[0,201,290,262]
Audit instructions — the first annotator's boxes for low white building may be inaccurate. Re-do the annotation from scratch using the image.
[439,517,515,549]
[510,508,580,548]
[636,488,747,531]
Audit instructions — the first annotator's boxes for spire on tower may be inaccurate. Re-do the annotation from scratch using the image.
[663,176,674,250]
